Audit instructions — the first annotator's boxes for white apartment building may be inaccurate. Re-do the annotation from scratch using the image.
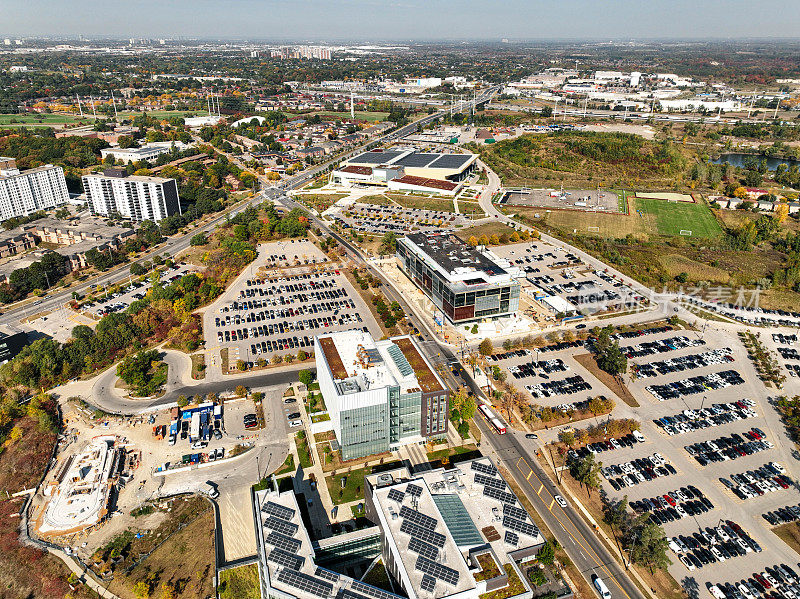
[82,170,181,223]
[0,158,69,222]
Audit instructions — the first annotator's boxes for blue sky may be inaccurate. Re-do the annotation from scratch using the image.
[4,0,800,40]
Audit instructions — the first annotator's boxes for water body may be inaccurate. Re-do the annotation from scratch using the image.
[712,152,800,171]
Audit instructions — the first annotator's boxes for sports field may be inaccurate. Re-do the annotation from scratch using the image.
[633,197,722,238]
[309,111,389,122]
[0,113,88,127]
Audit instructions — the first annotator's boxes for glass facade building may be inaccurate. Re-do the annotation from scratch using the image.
[396,233,521,324]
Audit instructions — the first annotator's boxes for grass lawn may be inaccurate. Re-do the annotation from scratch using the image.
[310,110,389,122]
[273,453,295,476]
[426,443,478,463]
[296,193,348,212]
[633,197,722,238]
[458,221,521,242]
[117,109,211,119]
[361,560,394,592]
[773,522,800,557]
[326,466,370,505]
[190,353,206,379]
[0,113,87,127]
[218,563,261,599]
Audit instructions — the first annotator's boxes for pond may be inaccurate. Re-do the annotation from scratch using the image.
[711,152,800,171]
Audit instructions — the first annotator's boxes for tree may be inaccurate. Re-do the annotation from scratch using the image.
[594,327,628,376]
[177,395,188,408]
[130,262,146,276]
[235,385,247,397]
[478,338,494,356]
[569,453,602,496]
[467,235,478,247]
[298,369,314,387]
[133,581,150,599]
[626,515,672,574]
[191,232,208,246]
[378,232,397,255]
[536,539,555,565]
[459,395,477,421]
[560,430,576,446]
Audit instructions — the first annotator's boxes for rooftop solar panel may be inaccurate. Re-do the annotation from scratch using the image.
[267,547,305,571]
[263,516,299,536]
[471,461,498,476]
[420,575,437,593]
[315,568,340,583]
[394,153,439,168]
[265,531,302,553]
[409,537,439,561]
[415,555,460,586]
[277,569,333,599]
[502,503,529,522]
[405,483,423,497]
[474,472,506,490]
[350,580,401,599]
[427,154,472,170]
[262,500,296,521]
[348,151,404,165]
[400,519,446,548]
[387,488,405,504]
[502,515,540,538]
[504,530,519,547]
[400,505,437,529]
[482,486,517,505]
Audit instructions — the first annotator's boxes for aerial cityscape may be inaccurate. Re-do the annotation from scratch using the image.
[3,4,800,599]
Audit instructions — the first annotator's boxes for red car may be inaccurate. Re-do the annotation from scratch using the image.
[663,494,676,507]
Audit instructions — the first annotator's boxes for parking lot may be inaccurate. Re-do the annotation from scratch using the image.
[591,324,800,592]
[489,241,644,317]
[205,241,383,369]
[82,263,198,318]
[331,202,472,236]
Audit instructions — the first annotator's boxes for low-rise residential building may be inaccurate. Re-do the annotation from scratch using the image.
[314,329,449,461]
[83,169,181,223]
[0,158,69,222]
[99,141,191,164]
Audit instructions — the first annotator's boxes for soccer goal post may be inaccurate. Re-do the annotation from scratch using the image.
[587,226,600,233]
[679,229,692,236]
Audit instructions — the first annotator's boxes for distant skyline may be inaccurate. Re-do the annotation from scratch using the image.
[4,0,800,41]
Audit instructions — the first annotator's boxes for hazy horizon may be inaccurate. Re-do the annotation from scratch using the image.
[4,0,800,41]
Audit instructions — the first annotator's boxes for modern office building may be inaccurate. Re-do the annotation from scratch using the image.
[314,330,449,461]
[82,169,181,223]
[396,233,521,324]
[254,457,543,599]
[0,158,69,222]
[98,141,191,164]
[336,149,478,182]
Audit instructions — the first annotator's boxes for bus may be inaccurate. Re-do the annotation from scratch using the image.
[479,403,507,435]
[591,574,612,599]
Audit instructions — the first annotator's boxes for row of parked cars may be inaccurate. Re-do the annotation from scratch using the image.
[708,563,800,599]
[685,428,774,465]
[508,358,568,379]
[630,485,714,524]
[621,334,705,359]
[682,293,800,328]
[653,400,758,436]
[600,452,677,490]
[567,431,646,460]
[645,369,745,401]
[763,503,800,527]
[525,375,591,399]
[633,347,734,379]
[773,333,798,345]
[671,519,762,573]
[720,462,792,500]
[778,347,800,360]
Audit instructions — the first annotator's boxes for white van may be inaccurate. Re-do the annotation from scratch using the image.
[592,574,612,599]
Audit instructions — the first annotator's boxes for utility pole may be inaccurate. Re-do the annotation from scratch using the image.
[76,94,84,118]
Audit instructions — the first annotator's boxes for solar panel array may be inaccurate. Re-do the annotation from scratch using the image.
[415,555,460,586]
[387,488,405,504]
[395,153,439,168]
[428,154,472,170]
[474,472,506,490]
[350,580,400,599]
[471,461,497,476]
[502,515,540,538]
[405,483,422,497]
[264,516,299,536]
[502,503,529,522]
[400,520,446,548]
[268,547,305,571]
[409,537,439,561]
[266,531,302,553]
[482,486,517,505]
[339,590,370,599]
[276,569,333,599]
[504,530,519,547]
[420,575,437,593]
[315,568,340,583]
[400,505,437,529]
[263,500,296,521]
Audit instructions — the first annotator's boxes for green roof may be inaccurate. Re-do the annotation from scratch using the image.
[431,494,484,546]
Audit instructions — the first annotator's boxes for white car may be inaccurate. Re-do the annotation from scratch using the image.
[289,420,303,428]
[771,462,786,474]
[554,495,568,509]
[632,430,645,443]
[707,585,726,599]
[668,538,682,553]
[679,555,695,571]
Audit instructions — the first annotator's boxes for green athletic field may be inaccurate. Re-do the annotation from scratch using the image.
[634,197,722,238]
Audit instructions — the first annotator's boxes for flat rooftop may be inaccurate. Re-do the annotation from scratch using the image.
[401,233,511,281]
[317,330,444,395]
[256,487,405,599]
[84,172,174,184]
[347,150,474,173]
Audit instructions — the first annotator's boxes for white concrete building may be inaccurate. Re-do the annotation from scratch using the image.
[315,330,449,460]
[99,141,190,165]
[0,158,69,221]
[82,170,181,223]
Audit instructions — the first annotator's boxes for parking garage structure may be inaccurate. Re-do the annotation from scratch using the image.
[396,233,521,324]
